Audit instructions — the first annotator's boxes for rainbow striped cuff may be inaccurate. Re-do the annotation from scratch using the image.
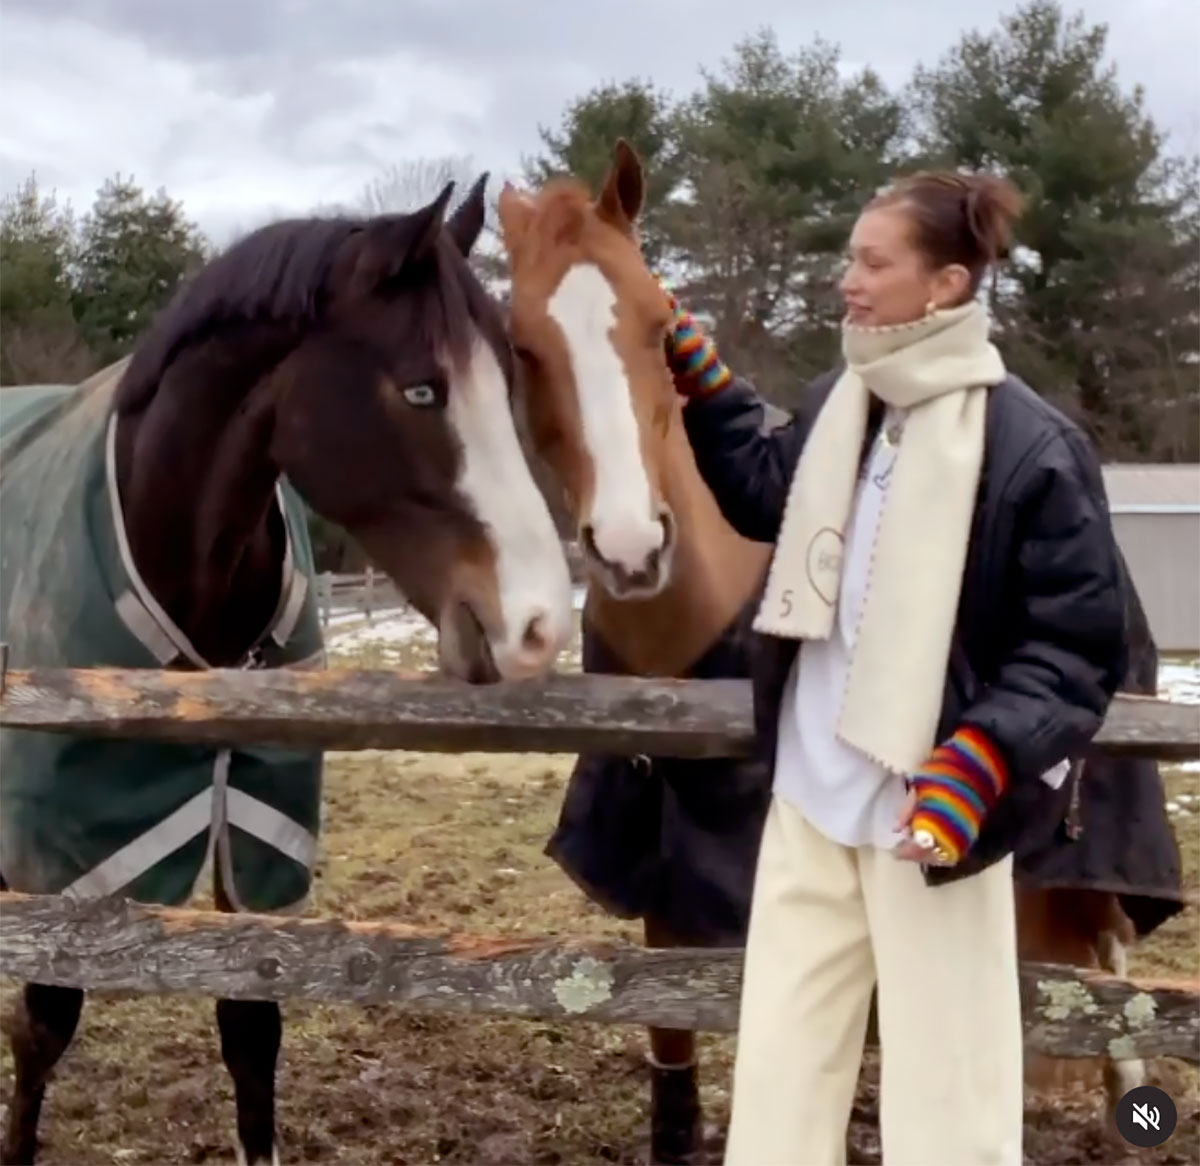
[664,294,732,397]
[909,726,1009,863]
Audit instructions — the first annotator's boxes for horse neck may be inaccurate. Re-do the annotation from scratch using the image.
[114,346,287,667]
[584,402,772,677]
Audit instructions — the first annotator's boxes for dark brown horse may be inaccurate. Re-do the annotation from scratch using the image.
[0,177,574,1164]
[497,140,1184,1163]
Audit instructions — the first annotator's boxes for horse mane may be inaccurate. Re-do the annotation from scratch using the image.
[535,176,593,212]
[115,212,492,411]
[115,217,359,411]
[411,236,497,377]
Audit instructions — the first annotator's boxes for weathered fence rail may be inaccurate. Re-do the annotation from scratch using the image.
[1,892,1196,1064]
[2,667,1196,759]
[1,664,1196,1064]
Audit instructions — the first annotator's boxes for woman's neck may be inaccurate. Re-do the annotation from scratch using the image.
[584,402,771,677]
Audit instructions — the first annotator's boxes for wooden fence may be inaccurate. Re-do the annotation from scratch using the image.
[1,664,1198,1064]
[317,545,588,627]
[315,569,403,627]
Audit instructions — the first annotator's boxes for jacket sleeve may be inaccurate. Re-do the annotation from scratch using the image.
[959,426,1128,781]
[681,371,836,544]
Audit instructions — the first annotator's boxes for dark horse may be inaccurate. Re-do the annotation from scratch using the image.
[497,140,1184,1163]
[0,177,574,1164]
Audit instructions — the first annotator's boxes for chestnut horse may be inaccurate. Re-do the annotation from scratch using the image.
[0,176,573,1165]
[497,140,1184,1162]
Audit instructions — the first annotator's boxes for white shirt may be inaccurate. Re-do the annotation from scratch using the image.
[772,409,1074,850]
[773,409,907,848]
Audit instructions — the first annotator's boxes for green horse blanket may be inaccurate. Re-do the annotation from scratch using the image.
[0,363,326,912]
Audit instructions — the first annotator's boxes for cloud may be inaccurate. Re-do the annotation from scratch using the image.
[2,0,1195,244]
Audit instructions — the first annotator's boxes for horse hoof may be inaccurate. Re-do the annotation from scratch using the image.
[648,1060,705,1164]
[234,1141,280,1165]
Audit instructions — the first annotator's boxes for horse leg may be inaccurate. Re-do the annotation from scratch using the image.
[644,917,704,1166]
[1096,906,1145,1118]
[216,999,281,1165]
[1015,885,1104,1096]
[1,983,85,1165]
[215,878,281,1165]
[1016,883,1143,1122]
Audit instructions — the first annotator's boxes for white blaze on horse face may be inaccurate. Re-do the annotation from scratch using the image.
[445,328,573,678]
[546,262,665,575]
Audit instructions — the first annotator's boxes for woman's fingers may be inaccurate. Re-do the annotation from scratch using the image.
[893,787,917,831]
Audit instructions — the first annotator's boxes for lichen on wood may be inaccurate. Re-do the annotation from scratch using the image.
[1,892,1196,1063]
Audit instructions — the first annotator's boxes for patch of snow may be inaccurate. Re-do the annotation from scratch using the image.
[330,609,433,654]
[1159,657,1199,705]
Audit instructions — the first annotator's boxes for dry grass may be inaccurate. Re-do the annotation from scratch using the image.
[0,623,1196,1164]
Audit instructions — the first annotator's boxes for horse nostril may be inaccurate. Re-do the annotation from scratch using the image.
[580,522,600,562]
[658,509,676,552]
[520,611,552,657]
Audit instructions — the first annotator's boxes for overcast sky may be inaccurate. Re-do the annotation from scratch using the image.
[2,0,1196,246]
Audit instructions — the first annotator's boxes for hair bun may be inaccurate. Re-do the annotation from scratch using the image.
[964,174,1024,262]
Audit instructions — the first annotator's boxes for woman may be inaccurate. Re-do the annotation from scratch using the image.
[663,171,1128,1164]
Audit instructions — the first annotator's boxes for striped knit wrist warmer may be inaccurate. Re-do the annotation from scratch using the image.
[664,294,732,397]
[909,726,1009,863]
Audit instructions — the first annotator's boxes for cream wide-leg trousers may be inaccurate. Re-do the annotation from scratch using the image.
[724,795,1024,1166]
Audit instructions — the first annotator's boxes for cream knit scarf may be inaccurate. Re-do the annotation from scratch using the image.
[753,299,1006,775]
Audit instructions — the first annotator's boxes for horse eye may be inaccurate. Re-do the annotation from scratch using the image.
[402,384,438,407]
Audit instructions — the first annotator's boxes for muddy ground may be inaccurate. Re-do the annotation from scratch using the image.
[1,626,1196,1164]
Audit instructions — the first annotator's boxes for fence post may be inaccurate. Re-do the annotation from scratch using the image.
[320,572,331,629]
[365,566,374,626]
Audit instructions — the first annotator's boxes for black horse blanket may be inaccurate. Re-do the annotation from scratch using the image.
[546,554,1184,946]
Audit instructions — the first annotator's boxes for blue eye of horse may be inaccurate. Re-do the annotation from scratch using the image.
[403,384,437,407]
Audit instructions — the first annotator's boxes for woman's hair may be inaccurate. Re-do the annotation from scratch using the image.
[867,170,1025,293]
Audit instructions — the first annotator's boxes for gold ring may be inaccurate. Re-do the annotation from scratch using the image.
[912,829,952,863]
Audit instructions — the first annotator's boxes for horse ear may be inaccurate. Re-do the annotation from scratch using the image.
[496,182,536,256]
[596,138,644,230]
[356,181,455,288]
[447,173,489,256]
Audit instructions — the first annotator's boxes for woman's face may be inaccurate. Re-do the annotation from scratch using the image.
[839,203,970,328]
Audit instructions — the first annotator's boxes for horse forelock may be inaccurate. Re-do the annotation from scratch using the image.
[517,180,597,270]
[420,236,512,385]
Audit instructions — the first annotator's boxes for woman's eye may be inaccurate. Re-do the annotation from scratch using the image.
[403,384,438,407]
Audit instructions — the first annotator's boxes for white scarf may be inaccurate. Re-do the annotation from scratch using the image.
[753,300,1006,775]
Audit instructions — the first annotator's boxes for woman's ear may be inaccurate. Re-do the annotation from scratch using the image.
[931,263,973,308]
